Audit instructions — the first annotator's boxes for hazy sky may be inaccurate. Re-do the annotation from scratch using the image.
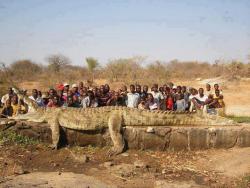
[0,0,250,65]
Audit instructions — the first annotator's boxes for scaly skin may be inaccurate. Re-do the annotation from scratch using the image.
[10,88,236,156]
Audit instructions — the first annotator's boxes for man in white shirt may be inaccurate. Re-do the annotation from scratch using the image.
[190,88,208,112]
[151,84,164,109]
[127,85,140,108]
[28,89,44,107]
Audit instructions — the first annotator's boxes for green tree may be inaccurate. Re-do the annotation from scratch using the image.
[85,57,98,83]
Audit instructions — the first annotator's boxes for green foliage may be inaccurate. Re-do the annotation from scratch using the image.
[85,57,98,73]
[0,131,39,146]
[227,115,250,123]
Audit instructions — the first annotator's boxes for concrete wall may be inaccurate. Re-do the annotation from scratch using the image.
[1,119,250,151]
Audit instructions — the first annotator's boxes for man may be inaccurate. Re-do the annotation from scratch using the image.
[214,83,223,95]
[63,83,70,96]
[135,84,142,96]
[1,99,13,118]
[71,84,80,97]
[141,85,149,100]
[98,84,111,106]
[151,84,164,110]
[205,83,213,96]
[127,84,140,108]
[29,89,44,107]
[190,88,208,111]
[1,87,14,105]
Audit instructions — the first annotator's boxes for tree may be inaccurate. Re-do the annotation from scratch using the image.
[10,59,42,81]
[85,57,98,83]
[46,54,71,73]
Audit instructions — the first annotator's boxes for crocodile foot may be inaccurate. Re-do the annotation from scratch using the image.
[49,144,58,150]
[108,146,124,157]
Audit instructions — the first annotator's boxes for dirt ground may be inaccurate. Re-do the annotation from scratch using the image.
[1,141,250,188]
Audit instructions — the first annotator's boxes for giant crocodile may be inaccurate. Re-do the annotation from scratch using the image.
[10,88,236,156]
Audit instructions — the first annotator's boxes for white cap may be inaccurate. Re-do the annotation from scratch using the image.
[72,84,78,88]
[64,83,69,87]
[173,85,177,89]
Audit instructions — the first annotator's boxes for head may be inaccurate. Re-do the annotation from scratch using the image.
[214,84,219,90]
[11,94,18,105]
[63,84,69,92]
[72,84,78,93]
[182,86,186,93]
[147,93,154,102]
[104,84,110,93]
[8,87,13,95]
[136,85,141,93]
[177,86,182,94]
[32,89,38,99]
[130,84,135,93]
[198,88,204,96]
[143,85,148,93]
[206,83,211,91]
[215,89,220,97]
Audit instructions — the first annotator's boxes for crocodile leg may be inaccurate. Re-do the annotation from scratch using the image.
[108,112,125,156]
[49,118,60,150]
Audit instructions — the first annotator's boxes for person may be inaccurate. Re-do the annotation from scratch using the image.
[138,99,147,110]
[146,93,159,110]
[190,88,208,111]
[205,83,213,96]
[47,96,60,108]
[214,83,223,95]
[182,86,189,110]
[189,88,198,112]
[72,84,80,97]
[1,99,13,118]
[151,84,164,109]
[63,96,79,107]
[175,94,185,111]
[98,85,111,106]
[88,90,98,108]
[11,94,20,116]
[1,87,14,105]
[141,85,149,100]
[107,91,123,106]
[63,83,70,97]
[127,84,140,108]
[29,89,44,107]
[135,84,142,97]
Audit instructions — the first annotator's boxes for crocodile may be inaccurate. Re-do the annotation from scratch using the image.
[9,88,236,156]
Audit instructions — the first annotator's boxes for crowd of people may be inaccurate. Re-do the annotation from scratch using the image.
[0,81,225,118]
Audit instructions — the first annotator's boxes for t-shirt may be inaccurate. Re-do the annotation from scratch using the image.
[151,91,164,103]
[29,96,45,107]
[81,96,90,108]
[127,93,140,108]
[196,95,208,102]
[176,99,185,111]
[189,94,198,101]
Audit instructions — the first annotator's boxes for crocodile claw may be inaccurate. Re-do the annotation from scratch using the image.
[108,146,123,157]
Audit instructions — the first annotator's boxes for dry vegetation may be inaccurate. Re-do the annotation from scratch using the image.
[1,55,250,94]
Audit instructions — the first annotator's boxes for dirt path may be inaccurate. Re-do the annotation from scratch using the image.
[197,148,250,178]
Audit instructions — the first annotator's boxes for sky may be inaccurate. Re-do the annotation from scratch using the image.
[0,0,250,65]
